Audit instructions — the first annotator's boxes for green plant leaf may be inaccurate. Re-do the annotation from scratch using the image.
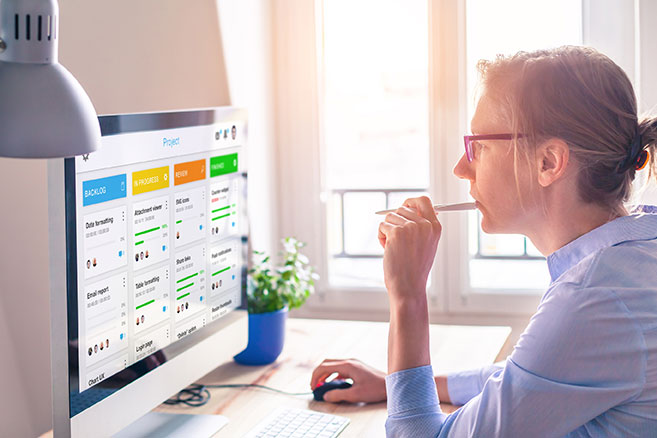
[246,237,319,314]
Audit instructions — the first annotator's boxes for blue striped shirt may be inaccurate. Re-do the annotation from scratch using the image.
[385,205,657,437]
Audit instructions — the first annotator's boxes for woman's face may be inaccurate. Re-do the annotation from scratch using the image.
[453,92,537,234]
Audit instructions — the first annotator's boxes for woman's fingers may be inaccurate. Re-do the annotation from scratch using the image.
[385,211,411,225]
[322,385,359,403]
[310,359,388,404]
[310,360,356,389]
[378,226,387,248]
[378,212,408,248]
[403,196,439,224]
[393,205,424,222]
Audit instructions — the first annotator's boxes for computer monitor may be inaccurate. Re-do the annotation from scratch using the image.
[48,107,249,437]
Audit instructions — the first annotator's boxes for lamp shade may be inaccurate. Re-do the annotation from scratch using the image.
[0,61,100,158]
[0,0,100,158]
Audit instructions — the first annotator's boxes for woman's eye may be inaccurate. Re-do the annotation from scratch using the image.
[472,141,485,157]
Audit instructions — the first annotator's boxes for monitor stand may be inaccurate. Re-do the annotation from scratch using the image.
[113,412,229,438]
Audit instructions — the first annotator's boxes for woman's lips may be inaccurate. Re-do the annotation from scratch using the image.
[470,193,480,208]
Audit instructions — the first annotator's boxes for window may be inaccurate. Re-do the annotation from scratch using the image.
[274,0,641,316]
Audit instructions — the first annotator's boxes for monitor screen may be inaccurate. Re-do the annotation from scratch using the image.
[64,108,247,417]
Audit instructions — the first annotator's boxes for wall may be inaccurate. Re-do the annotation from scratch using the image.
[58,1,230,115]
[217,0,278,256]
[0,1,277,436]
[0,159,51,438]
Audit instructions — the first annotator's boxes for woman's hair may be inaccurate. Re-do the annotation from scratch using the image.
[477,46,657,212]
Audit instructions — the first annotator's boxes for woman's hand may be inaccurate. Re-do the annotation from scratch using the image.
[309,359,387,403]
[378,196,442,304]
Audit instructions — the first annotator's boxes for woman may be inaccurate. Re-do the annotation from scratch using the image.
[310,46,657,437]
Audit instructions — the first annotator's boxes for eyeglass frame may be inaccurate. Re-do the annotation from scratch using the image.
[463,133,526,162]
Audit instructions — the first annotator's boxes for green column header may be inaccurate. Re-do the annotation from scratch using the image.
[210,153,238,177]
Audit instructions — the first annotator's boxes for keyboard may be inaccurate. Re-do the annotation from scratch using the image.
[243,407,350,438]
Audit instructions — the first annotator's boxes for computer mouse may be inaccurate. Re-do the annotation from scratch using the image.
[313,379,353,402]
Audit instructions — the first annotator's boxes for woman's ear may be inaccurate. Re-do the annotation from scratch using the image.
[536,138,570,187]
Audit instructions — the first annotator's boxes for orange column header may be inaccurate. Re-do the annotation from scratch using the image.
[174,159,206,186]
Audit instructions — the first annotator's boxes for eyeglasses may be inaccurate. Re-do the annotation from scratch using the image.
[463,133,526,162]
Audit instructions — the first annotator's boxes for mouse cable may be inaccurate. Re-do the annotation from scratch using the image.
[164,383,313,407]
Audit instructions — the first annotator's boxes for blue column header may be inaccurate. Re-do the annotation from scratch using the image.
[82,174,127,206]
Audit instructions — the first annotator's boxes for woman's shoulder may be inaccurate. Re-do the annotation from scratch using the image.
[583,238,657,289]
[544,239,657,333]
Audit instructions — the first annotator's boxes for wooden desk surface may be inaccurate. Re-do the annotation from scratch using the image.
[155,318,511,437]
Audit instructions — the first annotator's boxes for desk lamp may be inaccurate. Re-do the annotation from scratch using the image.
[0,0,100,158]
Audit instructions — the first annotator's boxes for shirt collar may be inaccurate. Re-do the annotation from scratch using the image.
[547,205,657,283]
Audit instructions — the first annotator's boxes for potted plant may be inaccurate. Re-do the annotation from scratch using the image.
[233,237,318,365]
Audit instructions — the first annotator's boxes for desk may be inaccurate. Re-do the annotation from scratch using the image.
[155,318,511,437]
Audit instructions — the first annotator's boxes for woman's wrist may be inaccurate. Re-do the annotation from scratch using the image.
[388,292,431,373]
[388,286,428,314]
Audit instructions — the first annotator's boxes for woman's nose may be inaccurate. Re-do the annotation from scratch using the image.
[453,153,473,180]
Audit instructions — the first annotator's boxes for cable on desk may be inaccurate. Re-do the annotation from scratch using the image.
[164,383,313,407]
[204,383,313,396]
[163,384,211,407]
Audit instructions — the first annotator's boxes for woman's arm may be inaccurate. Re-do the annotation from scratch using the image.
[377,197,441,374]
[379,197,449,437]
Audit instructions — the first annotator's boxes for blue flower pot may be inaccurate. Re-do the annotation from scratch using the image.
[233,307,288,365]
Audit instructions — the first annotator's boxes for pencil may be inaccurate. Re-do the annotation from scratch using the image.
[375,201,477,215]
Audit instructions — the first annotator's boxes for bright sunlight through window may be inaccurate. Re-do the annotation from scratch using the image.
[320,0,429,288]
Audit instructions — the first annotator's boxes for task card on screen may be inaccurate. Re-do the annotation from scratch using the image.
[208,179,239,241]
[211,288,240,322]
[133,266,170,334]
[83,207,127,279]
[132,195,169,270]
[175,313,207,342]
[135,325,171,362]
[83,273,128,369]
[174,187,206,247]
[208,241,239,299]
[83,355,128,391]
[174,244,206,322]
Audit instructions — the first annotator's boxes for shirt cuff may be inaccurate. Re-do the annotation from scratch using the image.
[386,365,440,416]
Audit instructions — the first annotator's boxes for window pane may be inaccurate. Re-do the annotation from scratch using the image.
[479,231,525,257]
[321,0,430,287]
[470,259,550,291]
[526,239,543,257]
[322,0,429,189]
[466,0,583,113]
[343,192,385,255]
[327,193,344,256]
[329,258,384,289]
[465,0,582,292]
[387,192,429,210]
